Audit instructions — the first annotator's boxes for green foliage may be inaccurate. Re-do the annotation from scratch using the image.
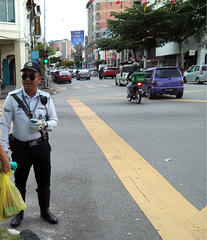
[96,0,206,51]
[158,0,206,43]
[55,60,74,68]
[74,60,82,68]
[34,43,55,59]
[0,228,22,240]
[95,0,206,66]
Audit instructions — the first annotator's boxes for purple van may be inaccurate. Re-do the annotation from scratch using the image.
[143,66,184,99]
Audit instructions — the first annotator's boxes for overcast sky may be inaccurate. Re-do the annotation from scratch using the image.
[40,0,88,42]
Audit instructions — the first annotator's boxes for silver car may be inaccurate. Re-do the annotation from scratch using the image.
[184,64,207,84]
[76,69,91,80]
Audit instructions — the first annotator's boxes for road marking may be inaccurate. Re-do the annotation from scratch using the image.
[85,85,96,88]
[100,84,110,87]
[67,98,206,240]
[58,87,67,90]
[72,86,81,89]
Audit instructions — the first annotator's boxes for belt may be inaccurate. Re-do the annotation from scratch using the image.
[13,133,48,148]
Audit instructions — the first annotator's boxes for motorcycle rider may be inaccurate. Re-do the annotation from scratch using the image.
[99,67,104,79]
[126,62,141,98]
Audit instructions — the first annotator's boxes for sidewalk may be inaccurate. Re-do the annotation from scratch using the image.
[0,75,57,100]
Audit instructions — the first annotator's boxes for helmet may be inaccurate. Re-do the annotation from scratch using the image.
[132,62,140,68]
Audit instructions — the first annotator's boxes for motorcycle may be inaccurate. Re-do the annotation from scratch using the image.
[127,82,143,104]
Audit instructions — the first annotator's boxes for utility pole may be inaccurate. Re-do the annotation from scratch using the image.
[43,0,48,88]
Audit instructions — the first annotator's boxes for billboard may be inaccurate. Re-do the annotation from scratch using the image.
[71,30,84,56]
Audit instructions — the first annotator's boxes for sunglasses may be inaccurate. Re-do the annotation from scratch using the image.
[21,73,36,81]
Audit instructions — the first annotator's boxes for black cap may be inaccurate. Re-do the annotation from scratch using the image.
[20,62,41,75]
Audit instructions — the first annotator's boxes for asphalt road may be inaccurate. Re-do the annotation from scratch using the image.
[0,77,206,240]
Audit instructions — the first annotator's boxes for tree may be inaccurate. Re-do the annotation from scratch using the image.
[34,43,55,67]
[95,0,206,68]
[96,3,164,61]
[34,43,54,59]
[157,0,206,68]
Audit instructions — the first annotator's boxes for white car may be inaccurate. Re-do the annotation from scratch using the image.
[115,64,133,86]
[184,64,207,84]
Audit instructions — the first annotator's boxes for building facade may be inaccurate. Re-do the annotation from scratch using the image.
[48,39,72,60]
[85,0,207,69]
[86,0,133,68]
[0,0,42,89]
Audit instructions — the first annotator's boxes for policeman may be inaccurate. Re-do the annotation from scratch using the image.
[0,61,58,227]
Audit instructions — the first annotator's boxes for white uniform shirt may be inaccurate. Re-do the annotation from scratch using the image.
[0,88,58,151]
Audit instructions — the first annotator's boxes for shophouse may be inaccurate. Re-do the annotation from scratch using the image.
[86,0,133,68]
[86,0,207,69]
[0,0,42,90]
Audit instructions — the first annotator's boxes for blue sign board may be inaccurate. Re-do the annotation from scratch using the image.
[31,51,39,60]
[71,30,84,56]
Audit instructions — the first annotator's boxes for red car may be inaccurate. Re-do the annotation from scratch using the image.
[56,70,72,84]
[103,67,117,79]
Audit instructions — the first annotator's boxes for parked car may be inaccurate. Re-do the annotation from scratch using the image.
[90,68,98,77]
[103,67,117,79]
[76,69,91,80]
[183,64,207,84]
[56,70,71,84]
[143,66,184,99]
[115,64,133,86]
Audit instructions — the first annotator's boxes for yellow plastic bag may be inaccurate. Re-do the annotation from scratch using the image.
[0,170,27,222]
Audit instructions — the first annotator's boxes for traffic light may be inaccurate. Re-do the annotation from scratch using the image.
[44,50,49,64]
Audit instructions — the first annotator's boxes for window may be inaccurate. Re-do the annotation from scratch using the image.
[96,13,100,21]
[155,68,181,78]
[96,23,100,30]
[96,3,100,11]
[0,0,15,22]
[145,70,153,78]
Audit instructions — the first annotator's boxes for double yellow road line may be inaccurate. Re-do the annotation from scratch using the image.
[68,98,206,240]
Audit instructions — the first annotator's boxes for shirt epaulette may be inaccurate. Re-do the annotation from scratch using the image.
[8,89,21,96]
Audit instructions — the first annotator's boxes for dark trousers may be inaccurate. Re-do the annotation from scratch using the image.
[11,140,51,192]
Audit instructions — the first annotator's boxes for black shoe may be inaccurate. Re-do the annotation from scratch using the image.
[10,211,23,228]
[41,208,58,224]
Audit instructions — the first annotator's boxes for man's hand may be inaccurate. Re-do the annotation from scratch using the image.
[30,119,47,132]
[1,151,11,174]
[3,160,11,174]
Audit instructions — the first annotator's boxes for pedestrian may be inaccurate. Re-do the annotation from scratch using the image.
[0,61,58,227]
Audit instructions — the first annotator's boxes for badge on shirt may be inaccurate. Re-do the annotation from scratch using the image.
[3,107,10,112]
